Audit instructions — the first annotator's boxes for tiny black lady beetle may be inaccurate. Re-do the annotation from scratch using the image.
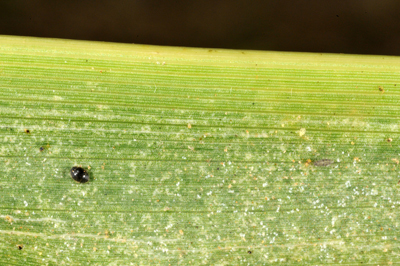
[70,167,90,183]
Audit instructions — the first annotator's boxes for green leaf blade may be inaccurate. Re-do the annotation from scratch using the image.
[0,35,399,265]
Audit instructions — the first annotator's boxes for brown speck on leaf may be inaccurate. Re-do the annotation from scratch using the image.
[313,159,334,167]
[17,245,23,250]
[24,129,30,134]
[392,158,399,165]
[248,250,252,254]
[379,86,384,93]
[387,138,393,142]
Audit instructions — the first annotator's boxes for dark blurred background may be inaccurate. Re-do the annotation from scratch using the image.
[1,0,400,55]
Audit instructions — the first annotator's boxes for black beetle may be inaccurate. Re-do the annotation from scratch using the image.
[70,167,90,183]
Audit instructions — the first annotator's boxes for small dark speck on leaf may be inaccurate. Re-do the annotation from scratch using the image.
[17,245,23,250]
[387,138,393,142]
[313,159,334,167]
[24,129,30,134]
[252,103,255,105]
[248,250,252,254]
[39,147,44,152]
[217,168,219,170]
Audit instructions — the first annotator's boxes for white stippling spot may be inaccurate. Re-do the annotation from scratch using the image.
[299,128,306,136]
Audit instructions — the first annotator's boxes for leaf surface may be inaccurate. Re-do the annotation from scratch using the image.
[0,36,399,265]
